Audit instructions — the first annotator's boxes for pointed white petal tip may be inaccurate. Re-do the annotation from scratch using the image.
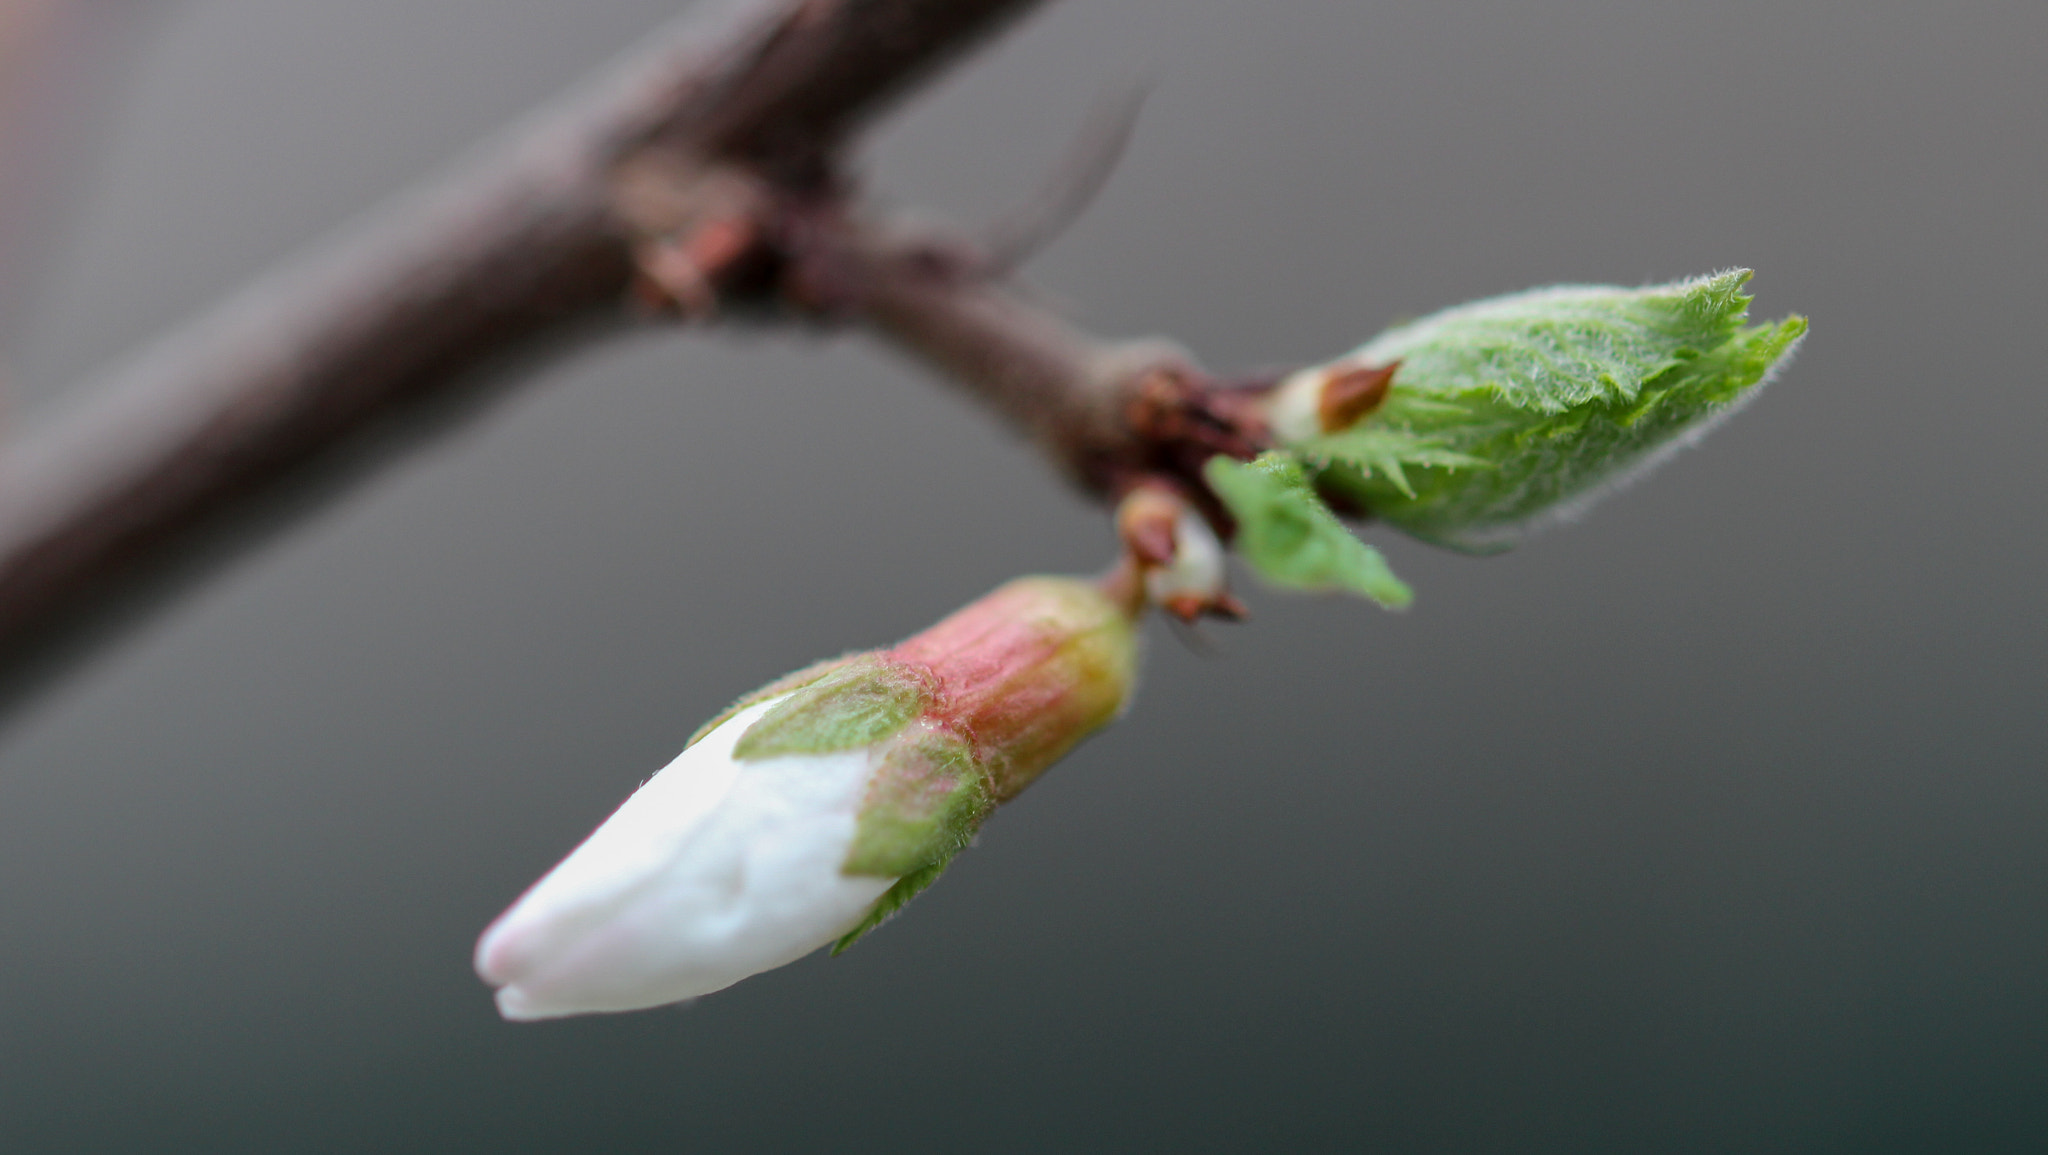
[491,983,553,1023]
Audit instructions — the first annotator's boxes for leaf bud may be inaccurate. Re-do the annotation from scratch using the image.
[1276,269,1807,551]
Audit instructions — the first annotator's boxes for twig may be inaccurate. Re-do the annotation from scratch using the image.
[785,213,1268,499]
[980,82,1150,274]
[0,0,1048,703]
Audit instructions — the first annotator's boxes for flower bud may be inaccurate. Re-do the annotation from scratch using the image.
[475,576,1138,1020]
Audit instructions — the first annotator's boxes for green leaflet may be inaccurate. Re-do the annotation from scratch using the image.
[1298,269,1807,551]
[732,655,935,761]
[1204,453,1413,610]
[841,724,991,878]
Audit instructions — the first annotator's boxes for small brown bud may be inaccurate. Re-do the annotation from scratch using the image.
[1117,484,1185,567]
[1316,361,1398,432]
[1110,483,1237,623]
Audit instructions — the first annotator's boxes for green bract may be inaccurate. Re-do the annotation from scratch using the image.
[1205,453,1413,609]
[1289,269,1806,552]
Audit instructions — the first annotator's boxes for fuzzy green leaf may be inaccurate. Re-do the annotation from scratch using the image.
[1204,453,1412,609]
[1298,426,1491,499]
[732,656,935,761]
[842,725,991,878]
[1302,269,1807,551]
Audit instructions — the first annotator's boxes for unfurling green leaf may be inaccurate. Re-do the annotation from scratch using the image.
[1289,269,1807,552]
[1204,453,1413,610]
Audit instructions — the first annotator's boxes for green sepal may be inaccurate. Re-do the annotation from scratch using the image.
[1204,453,1413,610]
[832,851,959,955]
[832,727,991,953]
[732,655,936,761]
[841,724,992,878]
[684,654,858,751]
[1308,269,1807,551]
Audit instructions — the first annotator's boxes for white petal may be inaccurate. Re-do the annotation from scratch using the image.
[475,697,896,1019]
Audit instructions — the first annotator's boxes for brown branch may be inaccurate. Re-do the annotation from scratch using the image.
[781,213,1272,499]
[0,0,1048,703]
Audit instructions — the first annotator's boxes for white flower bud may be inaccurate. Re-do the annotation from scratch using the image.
[474,696,895,1020]
[475,577,1139,1020]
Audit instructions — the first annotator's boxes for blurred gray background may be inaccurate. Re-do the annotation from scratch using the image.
[1,1,2044,1150]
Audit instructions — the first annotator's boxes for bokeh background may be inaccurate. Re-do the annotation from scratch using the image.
[2,1,2044,1150]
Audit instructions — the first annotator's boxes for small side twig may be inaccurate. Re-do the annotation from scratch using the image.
[979,82,1150,274]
